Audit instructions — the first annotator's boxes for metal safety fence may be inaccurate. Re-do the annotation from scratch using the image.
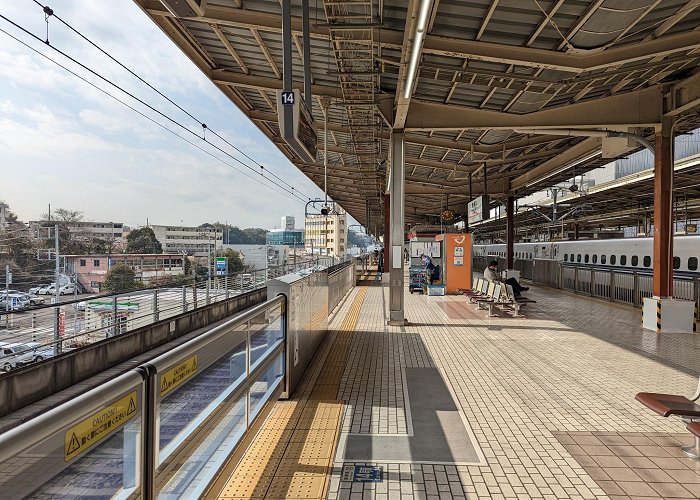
[0,257,340,370]
[0,294,286,499]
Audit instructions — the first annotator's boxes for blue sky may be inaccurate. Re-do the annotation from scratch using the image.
[0,0,330,229]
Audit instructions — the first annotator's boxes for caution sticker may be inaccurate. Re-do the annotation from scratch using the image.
[64,391,138,462]
[160,355,198,397]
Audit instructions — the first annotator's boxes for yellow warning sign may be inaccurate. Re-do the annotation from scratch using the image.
[64,391,138,462]
[160,355,198,397]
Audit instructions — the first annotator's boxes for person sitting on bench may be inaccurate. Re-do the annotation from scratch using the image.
[484,260,528,296]
[420,254,441,285]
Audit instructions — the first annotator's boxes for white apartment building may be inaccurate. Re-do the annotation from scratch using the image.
[281,215,295,230]
[222,244,288,270]
[28,220,126,246]
[150,225,223,254]
[304,210,347,257]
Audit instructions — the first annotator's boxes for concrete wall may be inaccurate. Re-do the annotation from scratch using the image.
[0,288,266,418]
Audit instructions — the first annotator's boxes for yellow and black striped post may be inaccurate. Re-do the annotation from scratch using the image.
[656,299,662,334]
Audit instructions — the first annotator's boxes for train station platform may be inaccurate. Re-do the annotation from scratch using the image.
[206,278,700,499]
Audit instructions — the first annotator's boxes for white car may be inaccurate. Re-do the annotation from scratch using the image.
[20,342,55,363]
[0,343,35,371]
[59,284,75,295]
[37,284,57,295]
[29,284,50,295]
[0,294,30,310]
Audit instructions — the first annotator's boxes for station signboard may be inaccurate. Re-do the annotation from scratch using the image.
[468,195,490,224]
[277,89,317,163]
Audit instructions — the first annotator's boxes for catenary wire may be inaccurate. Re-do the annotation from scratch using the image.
[0,25,305,204]
[31,0,307,198]
[0,13,309,203]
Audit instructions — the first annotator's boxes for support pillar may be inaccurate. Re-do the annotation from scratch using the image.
[388,131,406,325]
[653,118,674,298]
[383,194,390,272]
[506,195,514,270]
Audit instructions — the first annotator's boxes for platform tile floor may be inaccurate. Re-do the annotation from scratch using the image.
[326,280,700,500]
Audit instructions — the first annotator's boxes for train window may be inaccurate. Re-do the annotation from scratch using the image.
[673,257,680,270]
[643,256,651,267]
[570,253,574,262]
[529,253,533,259]
[620,255,627,265]
[689,257,698,271]
[610,255,616,265]
[564,254,568,262]
[584,254,589,263]
[592,255,597,264]
[601,255,606,264]
[577,254,581,263]
[631,255,638,266]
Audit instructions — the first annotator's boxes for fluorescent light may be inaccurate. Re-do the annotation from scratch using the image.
[403,0,433,99]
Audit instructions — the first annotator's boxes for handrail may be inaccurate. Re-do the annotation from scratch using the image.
[0,369,144,462]
[148,294,284,373]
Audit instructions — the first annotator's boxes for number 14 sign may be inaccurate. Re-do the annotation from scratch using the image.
[281,91,295,105]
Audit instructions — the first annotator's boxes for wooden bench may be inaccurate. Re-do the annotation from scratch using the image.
[636,380,700,458]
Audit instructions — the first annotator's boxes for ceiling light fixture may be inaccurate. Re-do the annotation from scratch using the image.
[403,0,433,99]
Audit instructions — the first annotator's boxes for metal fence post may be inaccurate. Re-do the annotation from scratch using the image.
[239,273,243,292]
[590,269,595,297]
[609,271,615,302]
[182,285,187,313]
[633,272,639,307]
[206,276,210,305]
[112,295,118,337]
[193,278,198,309]
[574,267,579,293]
[225,273,229,299]
[152,289,159,323]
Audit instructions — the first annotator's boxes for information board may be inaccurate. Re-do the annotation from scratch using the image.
[468,195,490,224]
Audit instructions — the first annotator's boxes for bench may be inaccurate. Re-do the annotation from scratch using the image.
[473,282,498,309]
[469,280,492,303]
[457,278,482,296]
[636,379,700,458]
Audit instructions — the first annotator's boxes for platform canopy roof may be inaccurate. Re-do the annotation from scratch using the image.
[137,0,700,234]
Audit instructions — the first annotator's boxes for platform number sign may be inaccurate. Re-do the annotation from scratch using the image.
[281,90,295,105]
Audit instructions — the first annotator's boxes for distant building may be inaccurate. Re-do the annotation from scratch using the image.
[281,215,295,230]
[150,225,223,254]
[65,253,185,293]
[266,228,304,246]
[222,244,288,271]
[304,209,347,257]
[28,220,126,246]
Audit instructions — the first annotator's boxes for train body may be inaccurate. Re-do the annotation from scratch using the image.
[473,235,700,276]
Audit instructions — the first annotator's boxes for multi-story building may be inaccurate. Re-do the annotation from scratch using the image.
[222,244,288,270]
[266,229,304,246]
[28,220,126,247]
[280,216,295,230]
[150,225,223,255]
[304,210,347,257]
[65,253,185,292]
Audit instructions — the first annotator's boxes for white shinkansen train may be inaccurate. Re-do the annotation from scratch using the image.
[473,235,700,276]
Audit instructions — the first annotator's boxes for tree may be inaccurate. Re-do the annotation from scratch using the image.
[102,263,138,293]
[126,227,162,254]
[223,249,245,273]
[39,207,89,254]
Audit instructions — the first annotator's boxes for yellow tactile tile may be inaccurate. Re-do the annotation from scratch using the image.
[234,457,281,477]
[275,458,331,477]
[265,475,327,499]
[218,474,272,498]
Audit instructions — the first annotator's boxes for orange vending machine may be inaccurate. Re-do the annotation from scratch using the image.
[435,233,472,294]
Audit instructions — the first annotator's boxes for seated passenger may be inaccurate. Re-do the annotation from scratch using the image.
[420,254,441,285]
[484,260,529,296]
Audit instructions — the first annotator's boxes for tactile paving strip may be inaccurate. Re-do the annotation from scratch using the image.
[210,285,369,499]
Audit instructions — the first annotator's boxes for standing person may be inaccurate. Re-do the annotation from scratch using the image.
[378,248,384,273]
[420,254,441,285]
[484,260,528,296]
[404,247,409,263]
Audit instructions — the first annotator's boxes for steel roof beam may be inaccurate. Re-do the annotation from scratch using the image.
[403,86,663,131]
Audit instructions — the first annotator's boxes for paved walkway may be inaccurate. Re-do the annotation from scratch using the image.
[212,277,700,499]
[327,280,700,500]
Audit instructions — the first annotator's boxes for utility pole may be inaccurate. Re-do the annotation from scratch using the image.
[54,224,61,356]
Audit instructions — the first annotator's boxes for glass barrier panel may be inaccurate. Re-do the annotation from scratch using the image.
[157,394,246,499]
[249,303,284,371]
[157,321,248,462]
[249,351,285,420]
[0,388,142,500]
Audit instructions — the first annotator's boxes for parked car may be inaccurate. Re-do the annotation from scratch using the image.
[29,284,50,295]
[26,294,45,305]
[0,342,35,371]
[76,300,86,311]
[19,342,55,363]
[59,284,75,295]
[0,294,30,311]
[37,284,57,295]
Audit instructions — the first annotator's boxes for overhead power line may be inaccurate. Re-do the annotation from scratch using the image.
[0,12,309,203]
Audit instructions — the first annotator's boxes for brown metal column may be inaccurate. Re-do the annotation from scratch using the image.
[653,118,674,298]
[383,194,390,271]
[506,195,515,269]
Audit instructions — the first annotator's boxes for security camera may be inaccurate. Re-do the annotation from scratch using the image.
[569,184,579,193]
